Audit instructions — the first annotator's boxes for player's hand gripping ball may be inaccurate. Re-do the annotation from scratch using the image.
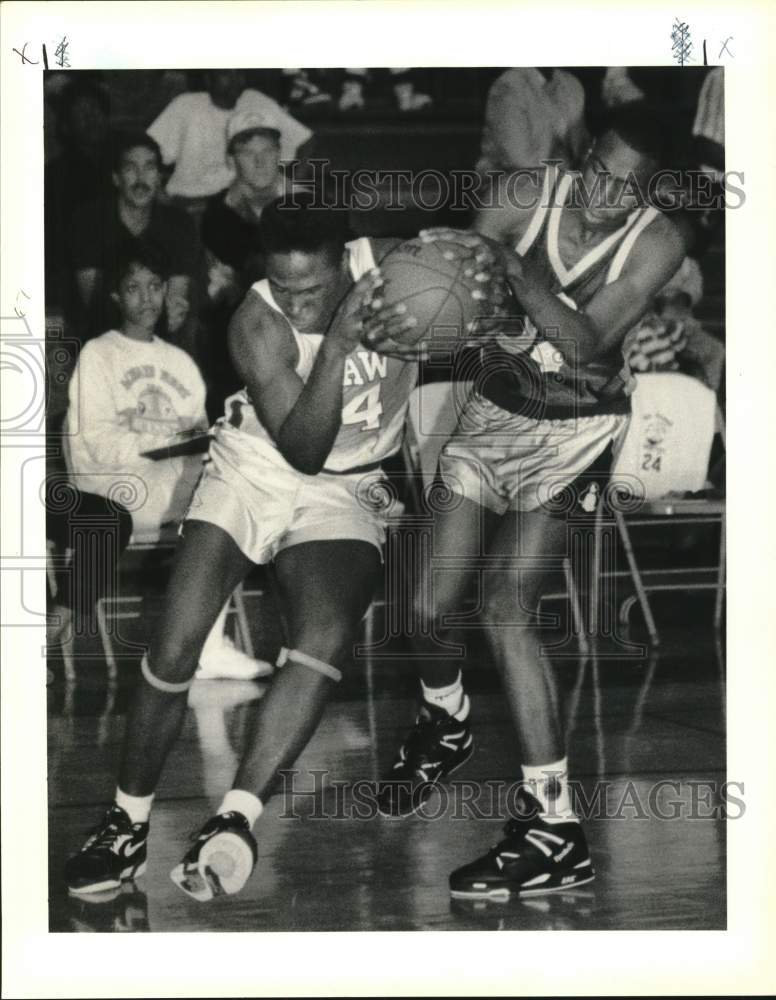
[360,229,513,359]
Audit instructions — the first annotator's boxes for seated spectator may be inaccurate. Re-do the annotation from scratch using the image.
[203,111,294,299]
[64,239,269,680]
[70,132,202,353]
[45,77,114,323]
[692,66,724,182]
[601,67,646,108]
[623,257,725,392]
[147,70,312,212]
[476,68,587,175]
[200,111,300,417]
[688,66,725,257]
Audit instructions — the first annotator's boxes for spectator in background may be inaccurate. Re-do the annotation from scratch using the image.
[45,78,114,322]
[693,66,724,180]
[624,256,725,392]
[70,132,201,354]
[687,67,725,258]
[200,111,299,418]
[147,69,312,217]
[476,68,587,175]
[601,67,646,108]
[65,238,270,681]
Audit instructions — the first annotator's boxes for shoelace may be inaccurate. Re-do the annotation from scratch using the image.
[83,818,126,853]
[186,812,245,845]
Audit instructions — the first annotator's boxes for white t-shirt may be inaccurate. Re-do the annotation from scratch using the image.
[148,90,313,198]
[65,330,208,530]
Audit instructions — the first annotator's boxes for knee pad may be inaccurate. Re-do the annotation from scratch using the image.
[140,653,194,693]
[275,647,342,683]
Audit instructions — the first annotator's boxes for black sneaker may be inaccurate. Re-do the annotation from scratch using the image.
[65,804,148,896]
[449,792,595,899]
[377,701,474,817]
[68,882,150,933]
[170,811,258,902]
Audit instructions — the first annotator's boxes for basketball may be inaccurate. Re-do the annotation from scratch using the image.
[366,234,504,355]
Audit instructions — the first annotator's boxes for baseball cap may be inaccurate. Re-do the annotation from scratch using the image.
[226,110,282,151]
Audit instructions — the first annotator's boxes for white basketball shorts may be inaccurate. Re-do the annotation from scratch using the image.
[183,424,391,564]
[437,391,630,515]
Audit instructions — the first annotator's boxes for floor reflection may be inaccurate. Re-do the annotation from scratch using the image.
[49,629,726,932]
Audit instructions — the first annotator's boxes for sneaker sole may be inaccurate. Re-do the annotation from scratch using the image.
[67,859,147,896]
[377,743,475,819]
[170,832,255,902]
[450,868,595,900]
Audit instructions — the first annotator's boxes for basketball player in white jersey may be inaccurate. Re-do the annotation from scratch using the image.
[63,194,494,901]
[369,104,686,898]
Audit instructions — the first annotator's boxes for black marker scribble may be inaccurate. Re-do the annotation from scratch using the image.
[55,36,70,68]
[12,41,39,65]
[671,18,693,66]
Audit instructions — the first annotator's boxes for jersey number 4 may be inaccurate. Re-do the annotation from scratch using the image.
[342,384,383,431]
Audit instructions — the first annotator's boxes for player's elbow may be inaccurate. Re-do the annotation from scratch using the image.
[276,433,325,475]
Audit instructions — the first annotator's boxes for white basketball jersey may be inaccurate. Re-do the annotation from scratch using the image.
[219,238,418,473]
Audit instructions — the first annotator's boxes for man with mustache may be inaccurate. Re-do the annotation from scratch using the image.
[70,132,201,352]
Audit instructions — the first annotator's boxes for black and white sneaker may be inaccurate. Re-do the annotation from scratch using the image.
[377,701,474,817]
[170,811,258,902]
[68,882,150,933]
[449,791,595,899]
[65,804,148,896]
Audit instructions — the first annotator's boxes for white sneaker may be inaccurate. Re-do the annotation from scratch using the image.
[394,82,433,112]
[339,79,365,111]
[196,636,273,681]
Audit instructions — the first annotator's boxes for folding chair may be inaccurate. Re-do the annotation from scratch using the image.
[601,372,725,645]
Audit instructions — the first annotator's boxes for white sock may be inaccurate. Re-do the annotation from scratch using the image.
[115,788,154,825]
[218,788,264,829]
[421,673,467,718]
[521,758,577,822]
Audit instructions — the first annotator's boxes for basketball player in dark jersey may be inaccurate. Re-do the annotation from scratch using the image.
[64,194,497,901]
[368,104,686,898]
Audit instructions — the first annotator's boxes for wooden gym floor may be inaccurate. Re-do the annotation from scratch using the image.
[47,600,726,934]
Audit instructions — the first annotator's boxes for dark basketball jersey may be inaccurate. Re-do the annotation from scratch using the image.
[481,164,661,420]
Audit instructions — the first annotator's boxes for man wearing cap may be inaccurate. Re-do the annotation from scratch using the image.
[147,70,311,219]
[200,110,302,418]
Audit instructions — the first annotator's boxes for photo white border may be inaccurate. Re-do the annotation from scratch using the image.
[2,1,775,996]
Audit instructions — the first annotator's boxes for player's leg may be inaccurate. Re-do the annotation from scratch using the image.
[170,537,381,901]
[65,520,255,895]
[382,391,513,806]
[449,507,594,898]
[377,493,502,816]
[234,538,381,796]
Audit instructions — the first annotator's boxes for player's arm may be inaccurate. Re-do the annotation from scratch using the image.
[504,215,686,364]
[228,273,383,475]
[474,170,544,247]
